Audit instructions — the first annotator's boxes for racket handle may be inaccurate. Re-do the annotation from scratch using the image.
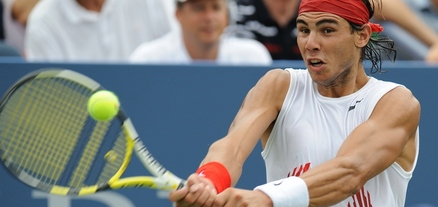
[176,181,186,190]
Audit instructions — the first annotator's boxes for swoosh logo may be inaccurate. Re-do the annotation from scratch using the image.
[348,98,364,112]
[273,181,283,186]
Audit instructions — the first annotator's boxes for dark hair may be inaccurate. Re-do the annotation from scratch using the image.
[349,0,397,74]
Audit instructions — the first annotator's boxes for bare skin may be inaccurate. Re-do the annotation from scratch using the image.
[243,0,438,62]
[169,10,420,207]
[433,0,438,8]
[11,0,39,25]
[371,0,438,62]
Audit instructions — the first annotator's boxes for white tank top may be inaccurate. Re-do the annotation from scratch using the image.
[262,69,419,206]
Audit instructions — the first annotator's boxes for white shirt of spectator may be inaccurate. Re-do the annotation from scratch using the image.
[129,28,272,65]
[25,0,177,62]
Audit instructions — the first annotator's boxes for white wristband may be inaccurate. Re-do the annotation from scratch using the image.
[254,176,309,207]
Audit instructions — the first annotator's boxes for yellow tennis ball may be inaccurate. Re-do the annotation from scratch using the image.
[87,90,120,121]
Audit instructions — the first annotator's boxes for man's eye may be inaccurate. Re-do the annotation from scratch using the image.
[300,28,310,33]
[193,5,204,11]
[323,28,334,33]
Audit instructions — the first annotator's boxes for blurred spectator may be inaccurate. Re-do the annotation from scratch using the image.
[229,0,300,60]
[404,0,438,32]
[373,0,438,62]
[229,0,438,62]
[130,0,272,65]
[24,0,177,62]
[2,0,38,54]
[400,0,438,62]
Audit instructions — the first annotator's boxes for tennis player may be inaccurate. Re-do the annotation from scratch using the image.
[169,0,421,206]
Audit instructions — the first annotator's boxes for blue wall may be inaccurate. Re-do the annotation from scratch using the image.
[0,60,436,206]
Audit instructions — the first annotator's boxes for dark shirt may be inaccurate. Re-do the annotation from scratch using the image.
[229,0,301,60]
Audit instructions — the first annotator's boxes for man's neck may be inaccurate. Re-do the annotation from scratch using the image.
[183,36,220,61]
[77,0,105,12]
[317,65,370,98]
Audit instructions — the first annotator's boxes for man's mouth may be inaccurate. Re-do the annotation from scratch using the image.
[309,59,323,67]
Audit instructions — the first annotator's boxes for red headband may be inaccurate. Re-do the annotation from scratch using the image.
[298,0,384,32]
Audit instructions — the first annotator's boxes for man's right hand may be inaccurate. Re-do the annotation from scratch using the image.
[169,173,217,207]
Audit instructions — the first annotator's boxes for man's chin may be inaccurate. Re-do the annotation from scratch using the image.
[199,38,220,46]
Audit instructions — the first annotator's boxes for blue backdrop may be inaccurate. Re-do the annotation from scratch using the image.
[0,59,436,206]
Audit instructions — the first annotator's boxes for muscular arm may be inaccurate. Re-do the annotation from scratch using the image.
[299,86,420,206]
[172,71,420,207]
[200,69,290,186]
[169,69,290,207]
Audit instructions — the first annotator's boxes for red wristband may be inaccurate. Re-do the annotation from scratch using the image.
[196,162,231,193]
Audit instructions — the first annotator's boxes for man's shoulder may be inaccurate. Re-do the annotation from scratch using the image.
[137,32,174,49]
[129,31,180,62]
[26,0,64,35]
[28,0,83,30]
[222,36,266,51]
[221,36,271,62]
[28,0,60,20]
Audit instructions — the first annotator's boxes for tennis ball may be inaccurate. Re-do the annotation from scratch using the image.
[87,90,120,121]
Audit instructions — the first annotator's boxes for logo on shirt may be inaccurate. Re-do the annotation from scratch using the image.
[348,98,364,112]
[273,181,284,186]
[347,187,373,207]
[285,163,373,206]
[287,162,311,177]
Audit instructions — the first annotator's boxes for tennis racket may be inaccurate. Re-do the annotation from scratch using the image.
[0,69,185,196]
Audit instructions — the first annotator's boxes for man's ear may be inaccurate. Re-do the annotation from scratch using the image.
[355,24,372,48]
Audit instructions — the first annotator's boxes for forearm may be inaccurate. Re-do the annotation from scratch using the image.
[198,69,287,192]
[255,156,365,207]
[200,99,280,186]
[200,136,248,186]
[299,158,365,207]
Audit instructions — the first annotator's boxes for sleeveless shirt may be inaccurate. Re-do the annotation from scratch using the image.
[262,69,419,206]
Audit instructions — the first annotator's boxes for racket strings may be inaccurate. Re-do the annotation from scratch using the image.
[0,78,104,185]
[98,131,128,184]
[69,121,110,187]
[0,74,131,194]
[25,79,81,184]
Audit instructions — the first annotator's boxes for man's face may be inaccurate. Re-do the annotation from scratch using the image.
[296,12,365,87]
[176,0,229,45]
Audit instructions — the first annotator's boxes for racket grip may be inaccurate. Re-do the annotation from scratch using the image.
[176,181,186,190]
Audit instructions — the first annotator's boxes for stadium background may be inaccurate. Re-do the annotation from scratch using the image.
[0,59,436,206]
